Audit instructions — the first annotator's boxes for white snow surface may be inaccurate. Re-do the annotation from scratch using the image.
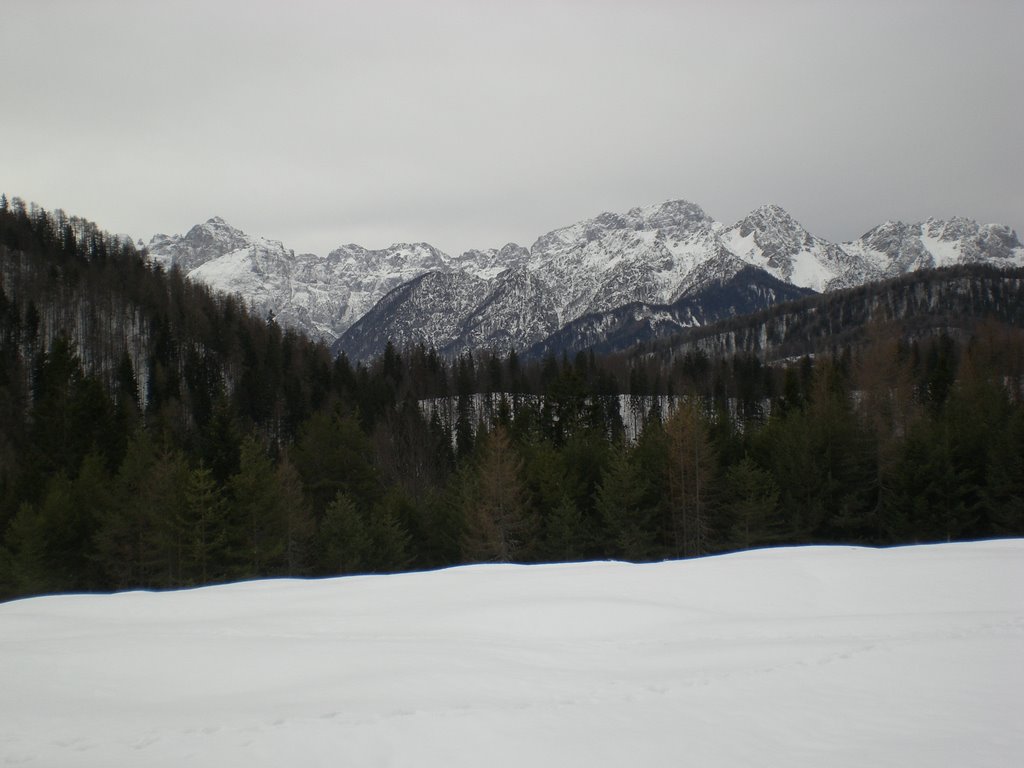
[2,540,1022,767]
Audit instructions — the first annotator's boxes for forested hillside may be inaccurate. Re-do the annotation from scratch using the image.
[2,197,1023,600]
[642,264,1024,362]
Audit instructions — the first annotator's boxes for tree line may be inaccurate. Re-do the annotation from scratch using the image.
[1,196,1022,600]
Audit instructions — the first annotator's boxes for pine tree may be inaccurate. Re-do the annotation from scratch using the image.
[721,457,782,550]
[318,492,370,575]
[4,501,51,594]
[985,407,1024,536]
[203,394,242,486]
[594,447,653,560]
[291,410,381,519]
[94,430,161,588]
[366,492,413,573]
[181,465,230,584]
[542,494,585,562]
[228,436,291,577]
[8,461,107,594]
[520,439,589,562]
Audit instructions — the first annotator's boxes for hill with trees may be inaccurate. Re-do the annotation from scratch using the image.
[2,196,1023,600]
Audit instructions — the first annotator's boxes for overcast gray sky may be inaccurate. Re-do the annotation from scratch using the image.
[2,0,1021,256]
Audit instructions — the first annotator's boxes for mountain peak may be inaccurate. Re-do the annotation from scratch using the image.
[531,198,713,255]
[148,217,253,274]
[632,199,712,231]
[735,204,802,236]
[721,204,868,292]
[753,202,792,218]
[189,216,244,236]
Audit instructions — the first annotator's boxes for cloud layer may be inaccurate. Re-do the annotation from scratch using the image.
[2,0,1021,255]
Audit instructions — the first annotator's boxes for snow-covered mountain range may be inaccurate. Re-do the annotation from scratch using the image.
[148,218,453,342]
[145,202,1024,359]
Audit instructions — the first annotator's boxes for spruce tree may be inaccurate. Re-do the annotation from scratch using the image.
[182,465,230,584]
[318,492,370,575]
[229,436,288,577]
[594,447,653,560]
[721,457,782,551]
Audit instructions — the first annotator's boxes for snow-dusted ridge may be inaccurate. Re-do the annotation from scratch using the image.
[2,540,1022,767]
[146,202,1024,355]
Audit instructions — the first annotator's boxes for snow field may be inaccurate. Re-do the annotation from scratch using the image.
[1,540,1022,767]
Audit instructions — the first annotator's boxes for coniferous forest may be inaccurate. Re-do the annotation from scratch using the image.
[1,197,1023,600]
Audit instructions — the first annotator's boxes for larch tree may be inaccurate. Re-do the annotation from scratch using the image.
[460,426,533,563]
[664,400,716,558]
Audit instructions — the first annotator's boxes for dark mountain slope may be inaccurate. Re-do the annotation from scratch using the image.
[640,264,1024,363]
[527,266,814,358]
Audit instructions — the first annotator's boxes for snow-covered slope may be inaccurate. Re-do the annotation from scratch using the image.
[525,200,728,318]
[2,541,1021,767]
[722,204,879,291]
[148,218,343,340]
[842,217,1024,278]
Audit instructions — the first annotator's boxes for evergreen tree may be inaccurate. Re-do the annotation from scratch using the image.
[291,410,381,519]
[366,491,413,573]
[202,393,242,486]
[7,457,109,594]
[721,457,782,551]
[542,494,585,562]
[181,465,230,584]
[985,407,1024,535]
[94,430,161,588]
[523,441,586,561]
[594,447,654,560]
[4,501,52,595]
[229,436,287,577]
[318,492,370,575]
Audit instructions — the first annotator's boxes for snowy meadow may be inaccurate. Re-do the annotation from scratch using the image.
[1,540,1022,767]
